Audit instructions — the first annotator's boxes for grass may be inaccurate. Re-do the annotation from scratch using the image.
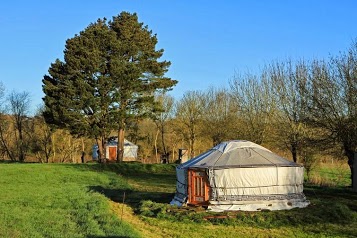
[80,162,357,237]
[1,162,356,238]
[308,161,351,187]
[0,163,140,238]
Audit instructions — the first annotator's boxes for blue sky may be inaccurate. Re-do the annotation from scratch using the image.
[1,1,357,114]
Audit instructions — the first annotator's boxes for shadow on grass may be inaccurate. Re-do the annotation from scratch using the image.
[68,162,176,190]
[304,185,357,210]
[89,185,174,210]
[87,236,133,238]
[81,162,177,208]
[72,162,176,175]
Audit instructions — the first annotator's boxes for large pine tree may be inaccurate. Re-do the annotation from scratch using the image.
[43,12,177,161]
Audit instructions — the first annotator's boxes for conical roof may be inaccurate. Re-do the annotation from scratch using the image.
[179,140,299,169]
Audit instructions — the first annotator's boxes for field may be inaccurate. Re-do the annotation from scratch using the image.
[0,162,356,238]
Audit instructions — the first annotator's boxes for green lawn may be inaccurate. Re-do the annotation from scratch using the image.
[0,162,356,238]
[0,163,139,238]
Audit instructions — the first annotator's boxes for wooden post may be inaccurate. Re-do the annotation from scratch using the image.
[353,153,357,192]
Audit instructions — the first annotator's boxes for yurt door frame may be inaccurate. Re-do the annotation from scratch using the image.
[108,146,117,160]
[188,169,210,205]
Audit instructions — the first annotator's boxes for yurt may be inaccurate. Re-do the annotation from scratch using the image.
[105,138,138,161]
[170,140,310,211]
[92,138,138,161]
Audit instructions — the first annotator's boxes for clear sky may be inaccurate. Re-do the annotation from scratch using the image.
[1,1,357,114]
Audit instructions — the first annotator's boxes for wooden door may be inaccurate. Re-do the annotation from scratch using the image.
[188,169,210,205]
[108,146,117,160]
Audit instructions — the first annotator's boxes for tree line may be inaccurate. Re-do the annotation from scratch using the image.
[0,88,90,163]
[0,11,355,186]
[133,41,357,186]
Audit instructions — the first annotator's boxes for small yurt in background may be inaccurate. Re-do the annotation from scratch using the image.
[171,140,309,212]
[105,138,138,161]
[92,138,138,162]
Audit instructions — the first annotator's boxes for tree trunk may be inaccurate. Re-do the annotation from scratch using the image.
[189,137,195,159]
[18,125,25,162]
[189,124,195,159]
[52,134,56,162]
[68,137,73,163]
[154,128,159,163]
[96,137,103,162]
[345,148,355,188]
[0,122,15,161]
[81,138,85,163]
[172,146,175,163]
[291,142,298,163]
[117,127,125,163]
[161,124,167,156]
[44,141,50,163]
[353,152,357,192]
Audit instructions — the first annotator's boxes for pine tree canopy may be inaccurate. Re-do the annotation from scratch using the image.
[42,12,177,141]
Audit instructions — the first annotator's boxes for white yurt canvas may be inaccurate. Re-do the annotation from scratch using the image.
[106,138,138,161]
[92,137,138,161]
[170,140,310,212]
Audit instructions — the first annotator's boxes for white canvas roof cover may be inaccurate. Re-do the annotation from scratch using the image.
[171,140,309,211]
[178,140,299,169]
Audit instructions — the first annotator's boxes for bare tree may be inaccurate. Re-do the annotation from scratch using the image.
[175,91,205,158]
[0,90,32,162]
[306,40,357,186]
[0,117,16,161]
[229,71,274,144]
[269,60,310,162]
[0,82,8,160]
[202,87,237,146]
[31,107,54,163]
[7,91,31,162]
[0,82,4,103]
[153,93,175,162]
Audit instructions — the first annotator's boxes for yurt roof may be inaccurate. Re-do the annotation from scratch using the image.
[106,137,138,147]
[179,140,300,169]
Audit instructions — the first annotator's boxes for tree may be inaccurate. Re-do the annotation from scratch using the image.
[0,82,6,160]
[43,12,177,162]
[229,71,274,144]
[306,41,357,186]
[42,19,114,160]
[202,87,237,146]
[0,82,4,102]
[0,91,31,162]
[30,107,54,163]
[153,93,174,161]
[175,91,205,158]
[9,91,32,162]
[269,60,310,162]
[134,118,157,162]
[0,114,14,161]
